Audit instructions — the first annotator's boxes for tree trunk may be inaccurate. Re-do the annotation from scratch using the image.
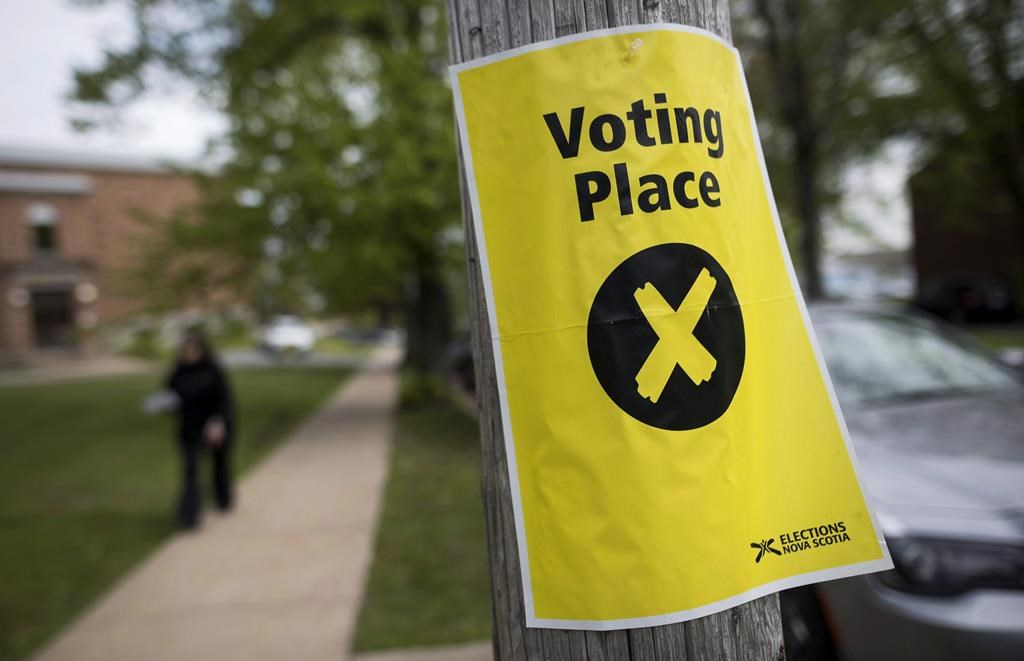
[445,0,786,659]
[753,0,825,301]
[794,137,824,301]
[403,251,452,378]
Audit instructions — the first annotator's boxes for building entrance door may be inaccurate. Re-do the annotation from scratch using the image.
[31,290,75,348]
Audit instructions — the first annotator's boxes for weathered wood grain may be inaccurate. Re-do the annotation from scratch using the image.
[445,0,785,656]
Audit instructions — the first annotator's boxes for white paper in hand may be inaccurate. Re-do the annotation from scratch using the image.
[142,389,181,415]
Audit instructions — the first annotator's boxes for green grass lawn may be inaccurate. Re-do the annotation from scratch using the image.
[354,399,492,651]
[314,336,371,356]
[0,367,350,661]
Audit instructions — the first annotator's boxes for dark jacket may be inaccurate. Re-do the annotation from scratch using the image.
[167,359,234,443]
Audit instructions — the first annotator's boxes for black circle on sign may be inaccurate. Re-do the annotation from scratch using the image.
[587,243,745,431]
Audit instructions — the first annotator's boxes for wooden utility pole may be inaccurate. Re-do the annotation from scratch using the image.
[445,0,786,658]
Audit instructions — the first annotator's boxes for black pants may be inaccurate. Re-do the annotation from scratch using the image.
[178,436,233,528]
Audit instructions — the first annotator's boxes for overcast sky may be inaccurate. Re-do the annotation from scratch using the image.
[0,0,909,254]
[0,0,223,160]
[830,141,913,256]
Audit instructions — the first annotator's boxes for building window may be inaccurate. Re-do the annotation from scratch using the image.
[27,203,59,254]
[35,224,56,251]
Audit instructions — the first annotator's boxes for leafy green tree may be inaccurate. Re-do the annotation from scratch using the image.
[733,0,906,299]
[735,0,1023,300]
[888,0,1023,231]
[71,0,460,377]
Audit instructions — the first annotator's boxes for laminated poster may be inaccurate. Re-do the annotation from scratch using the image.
[450,25,892,630]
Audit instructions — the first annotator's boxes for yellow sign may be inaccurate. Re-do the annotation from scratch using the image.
[451,25,891,630]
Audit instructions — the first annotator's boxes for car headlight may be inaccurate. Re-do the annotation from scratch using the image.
[879,538,1024,596]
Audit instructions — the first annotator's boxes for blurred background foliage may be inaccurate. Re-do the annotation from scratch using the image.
[733,0,1023,297]
[72,0,459,381]
[69,0,1023,369]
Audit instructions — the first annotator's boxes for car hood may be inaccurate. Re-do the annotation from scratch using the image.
[845,389,1024,541]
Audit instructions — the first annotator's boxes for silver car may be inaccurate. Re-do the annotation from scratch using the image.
[781,305,1024,661]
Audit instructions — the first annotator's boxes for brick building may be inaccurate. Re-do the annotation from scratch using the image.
[0,146,199,363]
[910,150,1023,321]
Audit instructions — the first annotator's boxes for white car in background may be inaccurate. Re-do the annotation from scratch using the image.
[259,315,315,356]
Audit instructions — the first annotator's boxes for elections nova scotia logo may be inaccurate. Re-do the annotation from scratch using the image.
[751,522,851,563]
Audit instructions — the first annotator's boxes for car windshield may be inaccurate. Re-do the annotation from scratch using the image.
[813,312,1018,407]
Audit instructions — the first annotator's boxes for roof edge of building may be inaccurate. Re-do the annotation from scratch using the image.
[0,171,94,195]
[0,144,202,175]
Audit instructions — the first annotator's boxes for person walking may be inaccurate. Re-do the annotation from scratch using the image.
[166,330,235,529]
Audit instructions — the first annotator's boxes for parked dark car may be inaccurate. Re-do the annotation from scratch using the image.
[782,304,1024,661]
[917,273,1017,323]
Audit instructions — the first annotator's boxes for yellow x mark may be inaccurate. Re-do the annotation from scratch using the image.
[633,268,717,403]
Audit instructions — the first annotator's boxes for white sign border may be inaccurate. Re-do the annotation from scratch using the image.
[449,23,893,631]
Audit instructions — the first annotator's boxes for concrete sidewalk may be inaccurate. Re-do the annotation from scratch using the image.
[33,349,400,661]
